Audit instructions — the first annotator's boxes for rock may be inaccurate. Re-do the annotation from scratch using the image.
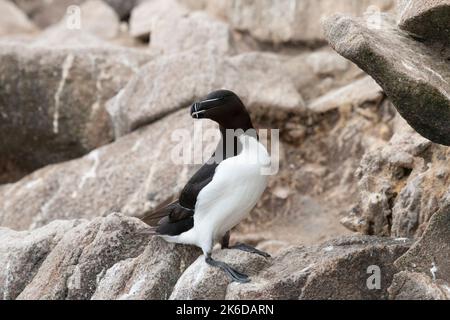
[91,238,200,300]
[308,76,383,113]
[129,0,189,40]
[12,0,84,28]
[282,48,363,102]
[108,49,304,137]
[170,236,411,300]
[0,43,150,182]
[31,25,109,48]
[323,13,450,146]
[388,271,450,300]
[0,110,217,230]
[203,0,394,44]
[395,204,450,283]
[12,213,198,299]
[0,219,81,300]
[343,115,450,238]
[150,11,231,55]
[0,0,37,36]
[79,0,120,40]
[398,0,450,43]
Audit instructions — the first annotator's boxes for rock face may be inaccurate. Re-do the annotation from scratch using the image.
[107,49,304,137]
[0,0,37,36]
[0,43,150,182]
[323,13,450,146]
[388,271,450,300]
[398,0,450,43]
[0,110,217,230]
[342,115,450,238]
[170,236,410,300]
[0,219,410,300]
[199,0,394,44]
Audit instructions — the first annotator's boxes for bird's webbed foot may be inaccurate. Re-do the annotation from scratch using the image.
[228,243,271,258]
[205,255,250,283]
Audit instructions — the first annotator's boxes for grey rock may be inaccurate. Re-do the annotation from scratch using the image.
[323,13,450,145]
[0,43,150,181]
[170,236,411,300]
[398,0,450,43]
[107,48,304,137]
[104,0,140,20]
[343,115,450,238]
[0,219,81,300]
[15,213,157,299]
[395,204,450,283]
[388,271,450,300]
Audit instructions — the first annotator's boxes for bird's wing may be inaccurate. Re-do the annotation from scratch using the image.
[141,160,219,236]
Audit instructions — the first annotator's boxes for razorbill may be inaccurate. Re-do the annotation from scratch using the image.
[142,90,271,283]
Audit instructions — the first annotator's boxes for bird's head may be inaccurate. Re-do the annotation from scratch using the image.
[190,90,254,131]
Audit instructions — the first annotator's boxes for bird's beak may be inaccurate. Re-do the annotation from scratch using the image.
[190,97,223,119]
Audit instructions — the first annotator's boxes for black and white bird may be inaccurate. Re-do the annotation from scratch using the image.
[142,90,271,283]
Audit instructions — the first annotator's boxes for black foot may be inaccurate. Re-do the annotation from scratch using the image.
[205,255,250,283]
[229,243,271,258]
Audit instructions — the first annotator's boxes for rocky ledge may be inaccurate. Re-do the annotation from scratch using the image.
[0,213,412,300]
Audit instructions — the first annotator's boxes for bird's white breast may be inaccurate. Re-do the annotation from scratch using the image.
[193,134,270,243]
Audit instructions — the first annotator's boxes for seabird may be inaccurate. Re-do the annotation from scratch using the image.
[142,90,271,283]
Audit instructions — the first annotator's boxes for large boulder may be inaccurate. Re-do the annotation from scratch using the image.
[197,0,394,44]
[0,0,37,36]
[0,43,150,182]
[8,213,199,300]
[398,0,450,43]
[170,236,411,300]
[0,110,217,230]
[107,49,304,137]
[129,0,189,40]
[0,219,81,300]
[323,13,450,146]
[342,115,450,238]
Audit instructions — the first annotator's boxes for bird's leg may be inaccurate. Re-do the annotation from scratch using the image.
[228,243,271,258]
[221,232,271,258]
[205,253,250,283]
